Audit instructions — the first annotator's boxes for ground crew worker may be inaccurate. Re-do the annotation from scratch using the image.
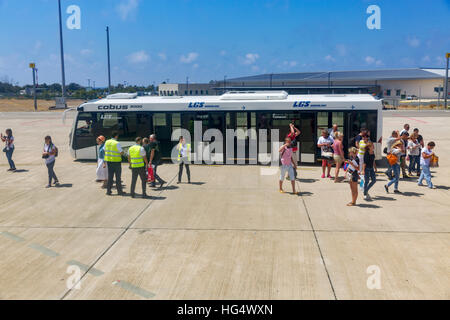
[128,137,149,198]
[105,131,125,196]
[177,136,191,184]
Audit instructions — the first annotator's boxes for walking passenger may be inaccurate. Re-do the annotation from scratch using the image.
[418,142,436,189]
[42,136,59,188]
[413,128,424,176]
[105,131,125,196]
[128,137,149,198]
[407,133,421,176]
[287,122,301,178]
[400,131,410,178]
[317,130,334,178]
[177,136,191,184]
[346,147,360,206]
[385,130,401,179]
[1,129,16,171]
[362,141,377,200]
[384,141,403,194]
[332,132,344,183]
[96,135,108,188]
[357,134,369,171]
[149,134,166,188]
[279,137,296,195]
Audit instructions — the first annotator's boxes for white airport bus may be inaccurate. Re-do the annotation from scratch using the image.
[68,91,383,163]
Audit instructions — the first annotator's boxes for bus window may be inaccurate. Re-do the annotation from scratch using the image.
[349,111,378,142]
[74,112,100,150]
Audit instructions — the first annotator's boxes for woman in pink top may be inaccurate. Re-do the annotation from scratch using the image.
[279,137,297,195]
[332,132,344,183]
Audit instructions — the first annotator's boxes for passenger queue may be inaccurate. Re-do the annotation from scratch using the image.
[2,121,439,205]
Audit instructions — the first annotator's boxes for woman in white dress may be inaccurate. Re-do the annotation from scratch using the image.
[96,136,108,188]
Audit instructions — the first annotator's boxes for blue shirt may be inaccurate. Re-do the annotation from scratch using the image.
[98,143,106,160]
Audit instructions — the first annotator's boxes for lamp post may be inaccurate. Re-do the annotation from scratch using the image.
[106,26,112,94]
[445,53,449,110]
[29,63,37,111]
[57,0,66,103]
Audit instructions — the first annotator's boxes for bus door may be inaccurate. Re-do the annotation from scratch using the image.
[226,112,256,164]
[316,111,345,160]
[297,112,316,163]
[208,112,225,164]
[152,113,171,158]
[181,112,208,163]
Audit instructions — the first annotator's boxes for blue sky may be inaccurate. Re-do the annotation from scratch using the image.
[0,0,449,86]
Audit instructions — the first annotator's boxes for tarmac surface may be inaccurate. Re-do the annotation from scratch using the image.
[0,110,449,300]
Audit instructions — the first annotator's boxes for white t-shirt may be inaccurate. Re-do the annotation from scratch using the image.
[317,136,334,153]
[4,136,14,150]
[420,148,433,166]
[44,144,56,164]
[407,140,420,156]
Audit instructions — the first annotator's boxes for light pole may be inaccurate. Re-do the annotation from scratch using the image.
[29,63,37,111]
[445,53,449,110]
[57,0,66,104]
[106,26,112,94]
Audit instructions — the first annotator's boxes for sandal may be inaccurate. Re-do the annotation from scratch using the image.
[346,202,356,206]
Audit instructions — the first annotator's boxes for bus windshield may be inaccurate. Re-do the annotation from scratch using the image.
[73,112,152,150]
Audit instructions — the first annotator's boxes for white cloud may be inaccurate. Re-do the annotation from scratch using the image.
[251,65,260,72]
[180,52,199,64]
[282,60,297,67]
[81,49,93,56]
[158,53,167,61]
[365,56,375,64]
[116,0,140,21]
[243,53,259,65]
[407,36,420,48]
[193,63,199,69]
[127,50,149,64]
[325,55,335,62]
[365,56,383,66]
[220,50,227,56]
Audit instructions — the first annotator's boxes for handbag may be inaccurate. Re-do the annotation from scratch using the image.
[321,146,333,159]
[387,153,398,166]
[430,154,439,168]
[147,166,155,182]
[2,147,6,153]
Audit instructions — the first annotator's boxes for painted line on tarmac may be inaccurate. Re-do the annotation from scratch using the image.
[392,115,429,124]
[0,231,26,243]
[28,243,60,258]
[66,260,105,277]
[112,280,155,299]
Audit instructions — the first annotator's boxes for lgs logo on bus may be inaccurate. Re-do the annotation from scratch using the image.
[188,102,205,108]
[293,101,311,108]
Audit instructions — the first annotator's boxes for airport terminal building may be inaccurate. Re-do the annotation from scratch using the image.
[160,68,449,104]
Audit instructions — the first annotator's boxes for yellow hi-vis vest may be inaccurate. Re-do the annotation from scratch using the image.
[129,145,145,168]
[177,143,191,162]
[104,139,122,162]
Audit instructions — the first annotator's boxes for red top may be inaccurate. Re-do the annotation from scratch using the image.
[287,133,298,152]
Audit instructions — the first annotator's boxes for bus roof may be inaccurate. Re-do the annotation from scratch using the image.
[78,92,382,112]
